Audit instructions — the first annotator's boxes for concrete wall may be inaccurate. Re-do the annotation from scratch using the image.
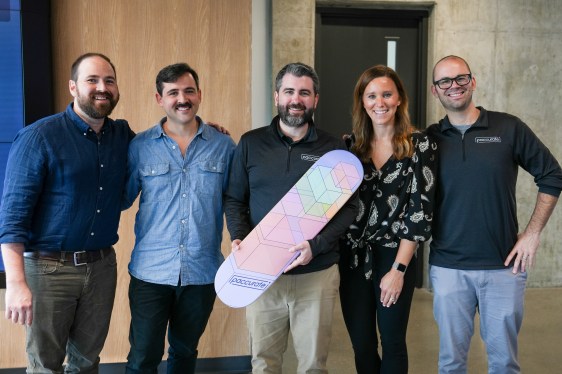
[272,0,562,287]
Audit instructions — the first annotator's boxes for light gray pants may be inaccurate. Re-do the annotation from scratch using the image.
[430,265,527,374]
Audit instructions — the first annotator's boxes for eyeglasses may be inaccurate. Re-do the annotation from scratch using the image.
[433,74,472,89]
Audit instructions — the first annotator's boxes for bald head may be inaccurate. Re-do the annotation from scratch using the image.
[432,55,472,83]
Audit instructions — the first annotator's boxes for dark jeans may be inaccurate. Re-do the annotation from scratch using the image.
[339,244,416,374]
[125,275,216,374]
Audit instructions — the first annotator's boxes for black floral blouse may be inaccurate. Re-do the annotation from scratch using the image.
[342,132,438,279]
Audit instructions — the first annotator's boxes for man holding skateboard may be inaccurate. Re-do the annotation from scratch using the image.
[225,62,358,373]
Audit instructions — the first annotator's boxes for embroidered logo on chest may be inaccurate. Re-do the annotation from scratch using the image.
[475,136,501,143]
[301,154,320,162]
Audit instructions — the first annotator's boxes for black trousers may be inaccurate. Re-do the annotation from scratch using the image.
[339,244,417,374]
[125,275,216,374]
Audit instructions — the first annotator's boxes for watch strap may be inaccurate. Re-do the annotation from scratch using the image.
[392,261,407,273]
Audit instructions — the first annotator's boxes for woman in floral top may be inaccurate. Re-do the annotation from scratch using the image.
[339,65,437,373]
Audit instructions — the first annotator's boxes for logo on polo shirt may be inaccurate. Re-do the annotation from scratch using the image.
[301,154,320,162]
[475,137,501,143]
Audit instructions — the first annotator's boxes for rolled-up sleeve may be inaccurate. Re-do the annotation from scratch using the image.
[0,129,47,244]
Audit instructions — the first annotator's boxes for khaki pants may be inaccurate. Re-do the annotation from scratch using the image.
[246,264,340,374]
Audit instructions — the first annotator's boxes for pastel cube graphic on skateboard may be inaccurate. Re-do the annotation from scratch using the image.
[215,150,363,308]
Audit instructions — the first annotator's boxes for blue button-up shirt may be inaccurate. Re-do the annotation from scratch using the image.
[123,118,235,286]
[0,104,134,250]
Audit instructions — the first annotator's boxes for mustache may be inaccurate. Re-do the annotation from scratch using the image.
[176,102,193,109]
[91,90,114,99]
[287,103,306,111]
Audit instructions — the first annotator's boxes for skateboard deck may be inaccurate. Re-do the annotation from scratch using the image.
[215,149,363,308]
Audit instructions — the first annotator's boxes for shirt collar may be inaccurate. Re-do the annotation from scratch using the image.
[66,103,110,134]
[272,115,317,145]
[151,116,206,140]
[439,106,488,133]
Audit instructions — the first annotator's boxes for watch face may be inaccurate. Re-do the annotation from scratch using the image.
[393,262,407,272]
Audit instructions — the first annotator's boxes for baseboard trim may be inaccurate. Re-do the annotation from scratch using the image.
[0,355,252,374]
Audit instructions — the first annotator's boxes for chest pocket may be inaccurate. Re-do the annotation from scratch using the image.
[139,163,172,203]
[194,160,226,196]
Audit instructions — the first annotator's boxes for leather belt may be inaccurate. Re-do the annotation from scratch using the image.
[23,247,113,266]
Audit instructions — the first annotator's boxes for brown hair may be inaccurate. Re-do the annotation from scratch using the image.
[71,53,116,82]
[351,65,414,162]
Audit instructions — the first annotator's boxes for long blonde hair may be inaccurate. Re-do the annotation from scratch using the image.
[351,65,414,162]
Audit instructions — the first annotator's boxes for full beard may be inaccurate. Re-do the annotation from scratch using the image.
[277,104,314,128]
[76,92,119,119]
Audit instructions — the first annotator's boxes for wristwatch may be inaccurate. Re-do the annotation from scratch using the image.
[392,261,407,273]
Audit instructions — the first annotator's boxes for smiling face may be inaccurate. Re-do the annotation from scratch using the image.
[69,56,120,124]
[362,77,401,128]
[156,72,201,127]
[275,73,318,128]
[431,57,476,113]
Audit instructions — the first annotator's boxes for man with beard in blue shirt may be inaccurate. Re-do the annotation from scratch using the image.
[0,53,134,372]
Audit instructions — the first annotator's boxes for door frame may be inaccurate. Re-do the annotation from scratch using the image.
[315,6,430,287]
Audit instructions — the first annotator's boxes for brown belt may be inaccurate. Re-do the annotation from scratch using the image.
[23,247,113,266]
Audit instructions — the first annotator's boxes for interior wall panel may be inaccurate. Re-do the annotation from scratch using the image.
[0,0,251,367]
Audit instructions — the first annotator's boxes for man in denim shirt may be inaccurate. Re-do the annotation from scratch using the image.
[123,63,235,374]
[0,53,134,372]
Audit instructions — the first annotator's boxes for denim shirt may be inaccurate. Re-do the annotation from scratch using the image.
[0,104,134,250]
[124,117,235,286]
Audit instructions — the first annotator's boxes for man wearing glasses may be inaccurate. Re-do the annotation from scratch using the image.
[426,55,562,373]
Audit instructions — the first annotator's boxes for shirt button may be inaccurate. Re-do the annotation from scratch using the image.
[90,232,95,236]
[99,187,103,191]
[97,209,101,213]
[83,133,87,136]
[100,164,104,168]
[172,146,176,150]
[152,170,155,174]
[180,244,184,249]
[181,219,186,224]
[182,193,187,198]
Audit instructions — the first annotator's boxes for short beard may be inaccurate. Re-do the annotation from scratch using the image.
[76,90,119,119]
[277,104,314,128]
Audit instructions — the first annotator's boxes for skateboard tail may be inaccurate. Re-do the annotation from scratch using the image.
[214,251,301,308]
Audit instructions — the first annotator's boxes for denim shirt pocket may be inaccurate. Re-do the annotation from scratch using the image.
[194,160,226,196]
[139,163,172,203]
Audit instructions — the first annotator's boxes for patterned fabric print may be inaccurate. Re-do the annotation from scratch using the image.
[342,132,438,279]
